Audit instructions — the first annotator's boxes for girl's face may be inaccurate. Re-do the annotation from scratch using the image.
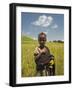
[38,35,46,46]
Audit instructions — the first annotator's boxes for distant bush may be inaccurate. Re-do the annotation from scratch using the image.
[53,40,64,43]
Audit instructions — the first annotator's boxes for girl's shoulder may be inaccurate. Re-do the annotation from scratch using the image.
[44,46,49,50]
[34,46,40,54]
[44,46,50,53]
[35,46,39,50]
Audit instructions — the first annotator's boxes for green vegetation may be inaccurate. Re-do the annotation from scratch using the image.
[21,36,64,77]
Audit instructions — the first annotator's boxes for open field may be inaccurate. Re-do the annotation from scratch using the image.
[21,36,64,77]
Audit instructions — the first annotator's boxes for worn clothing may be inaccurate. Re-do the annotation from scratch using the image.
[34,46,50,71]
[34,46,55,76]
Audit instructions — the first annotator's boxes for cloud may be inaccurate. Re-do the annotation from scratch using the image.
[32,15,53,27]
[51,24,58,29]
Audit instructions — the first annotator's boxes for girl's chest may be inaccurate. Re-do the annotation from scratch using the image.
[38,47,48,53]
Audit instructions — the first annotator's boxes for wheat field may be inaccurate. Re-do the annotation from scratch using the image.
[21,36,64,77]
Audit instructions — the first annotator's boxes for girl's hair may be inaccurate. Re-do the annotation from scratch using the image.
[38,32,46,41]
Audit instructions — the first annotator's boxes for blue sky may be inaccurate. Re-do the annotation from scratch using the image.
[21,12,64,41]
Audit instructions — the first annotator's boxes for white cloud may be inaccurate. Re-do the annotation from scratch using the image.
[51,24,58,29]
[32,15,58,30]
[32,15,53,27]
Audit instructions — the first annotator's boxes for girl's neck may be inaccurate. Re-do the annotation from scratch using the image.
[39,45,45,49]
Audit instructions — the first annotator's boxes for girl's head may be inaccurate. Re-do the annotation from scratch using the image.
[38,32,47,47]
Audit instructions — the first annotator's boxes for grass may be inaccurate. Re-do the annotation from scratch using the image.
[21,36,64,77]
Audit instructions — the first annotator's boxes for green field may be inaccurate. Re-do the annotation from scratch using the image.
[21,36,64,77]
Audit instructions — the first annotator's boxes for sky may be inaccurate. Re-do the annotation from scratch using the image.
[21,12,64,41]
